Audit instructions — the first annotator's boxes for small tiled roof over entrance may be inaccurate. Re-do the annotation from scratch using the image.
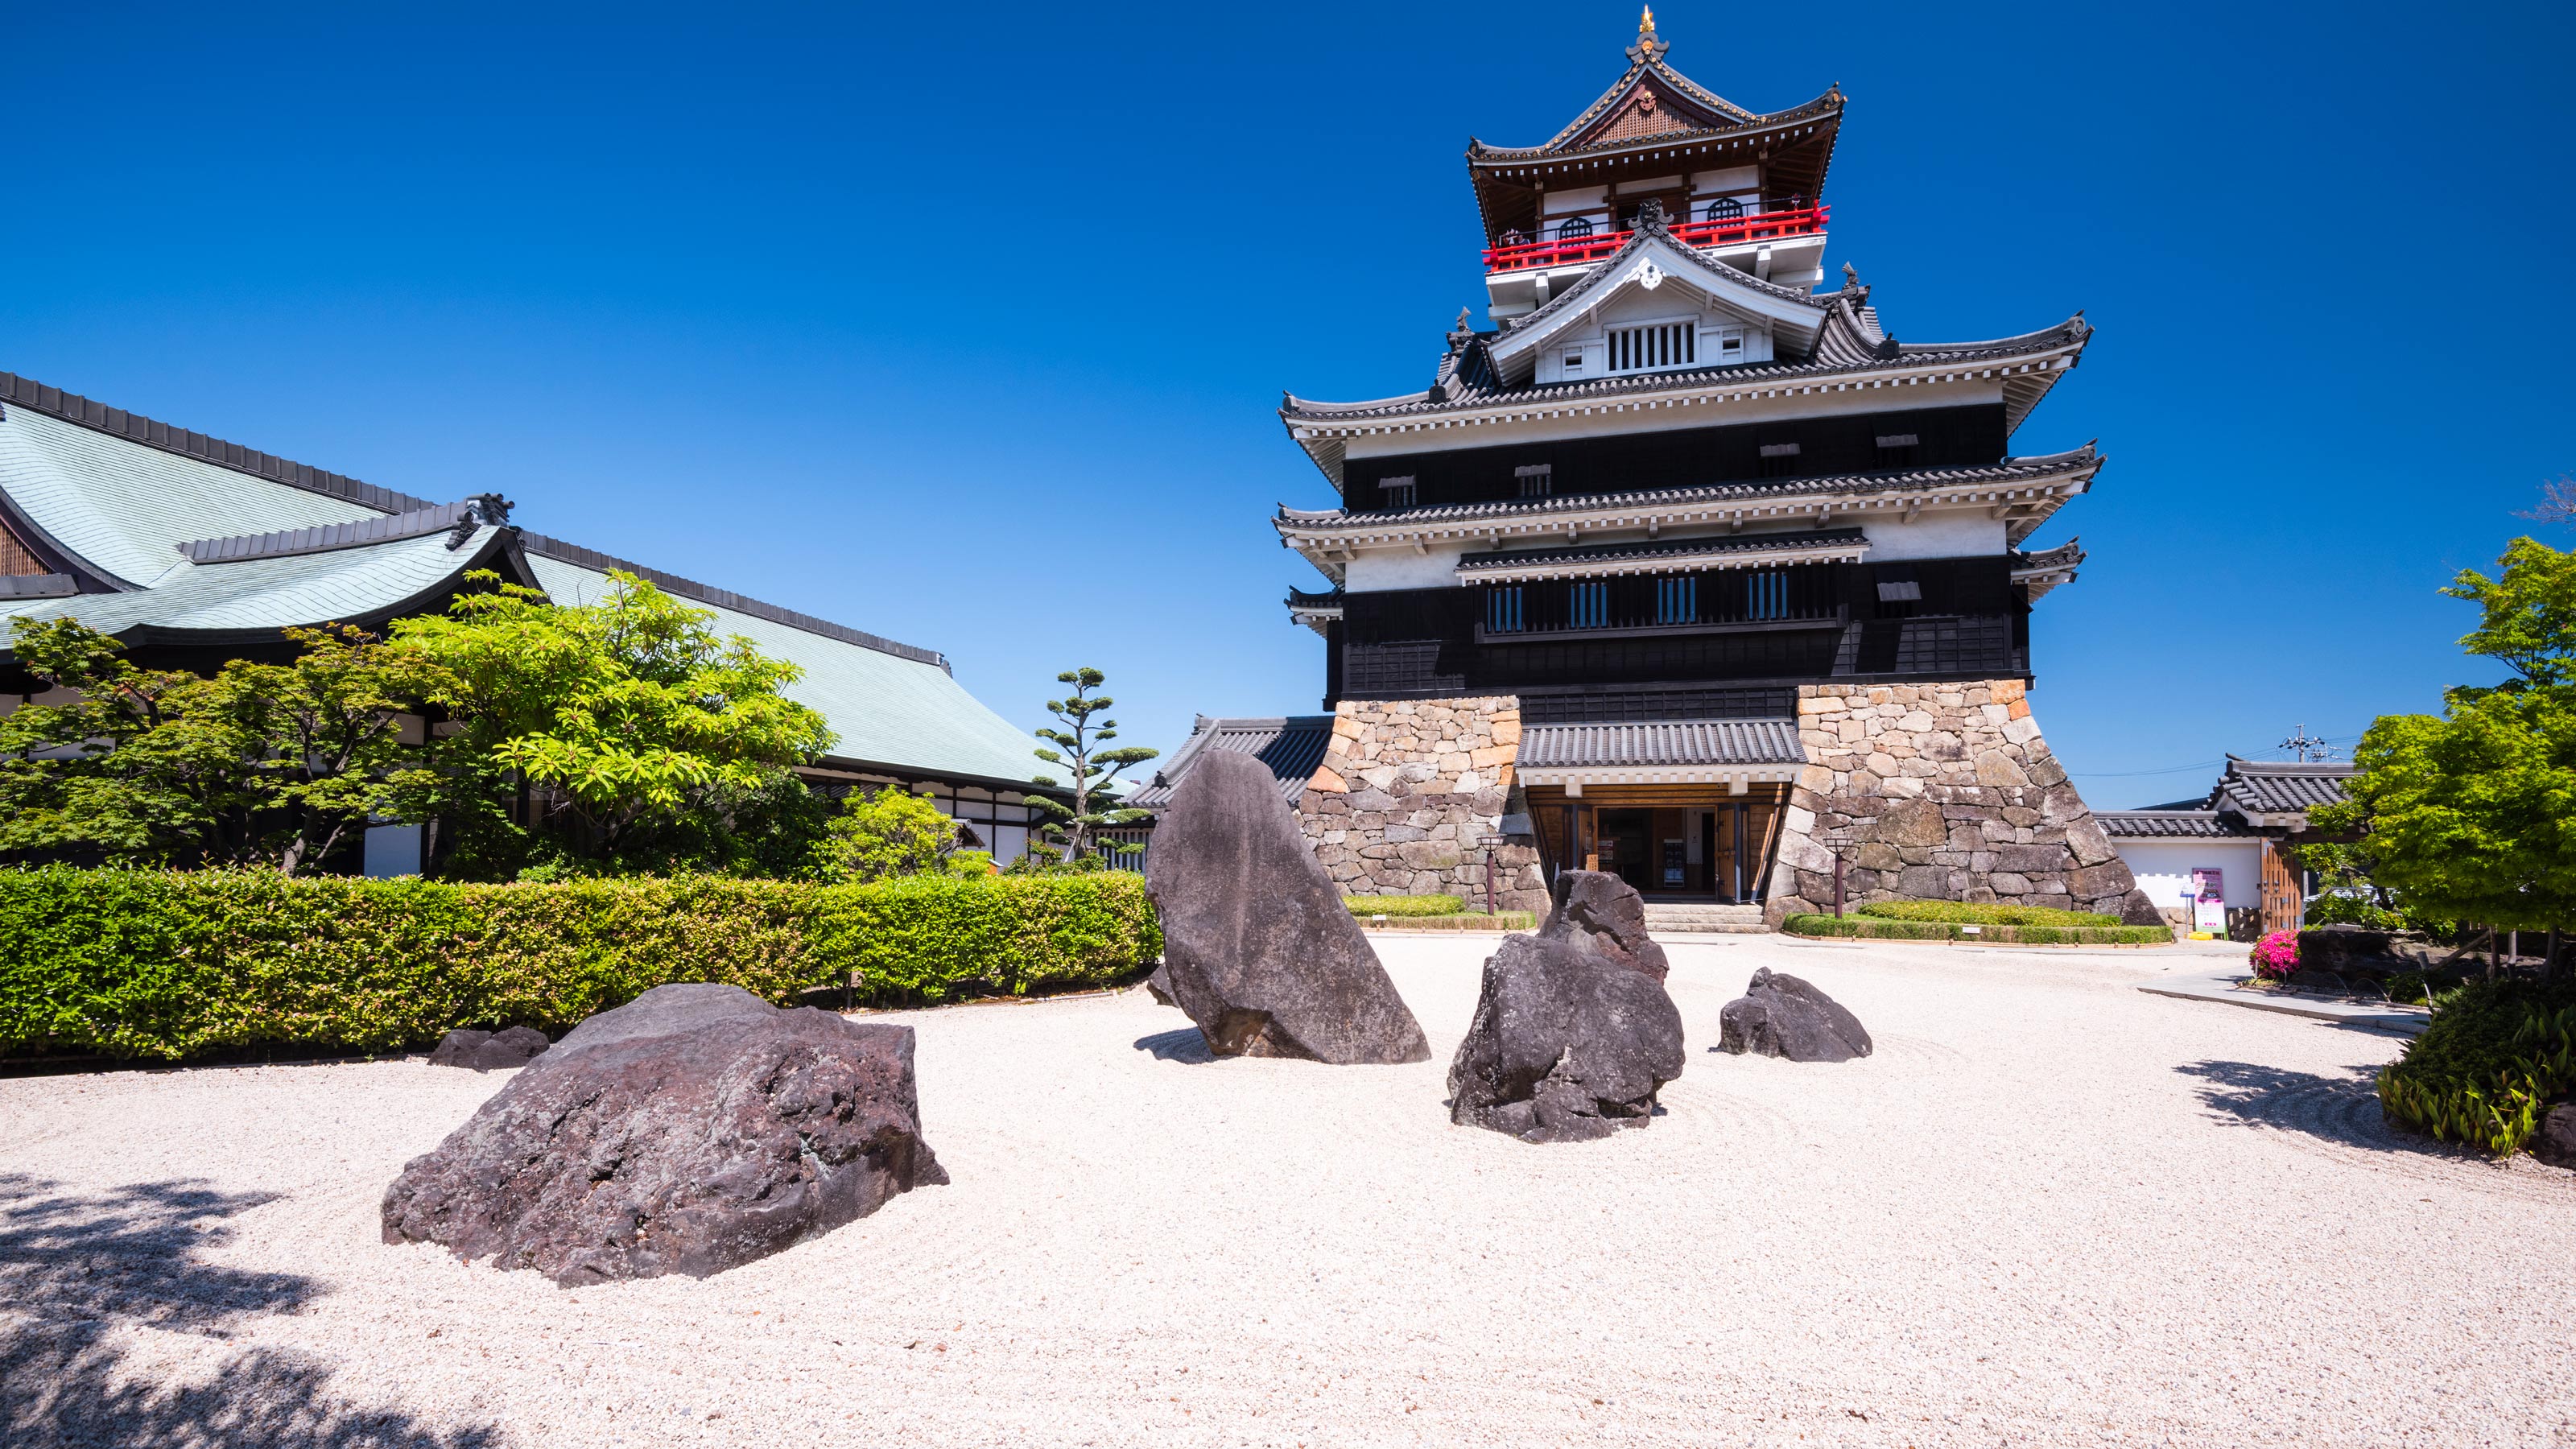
[1517,718,1804,770]
[2211,758,2353,827]
[1129,715,1335,811]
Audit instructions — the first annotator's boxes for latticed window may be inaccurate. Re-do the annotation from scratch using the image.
[1515,463,1553,498]
[1746,570,1792,620]
[1555,217,1593,239]
[1485,585,1525,633]
[1377,474,1416,509]
[1569,580,1611,629]
[1608,321,1696,374]
[1703,196,1744,221]
[1657,575,1697,625]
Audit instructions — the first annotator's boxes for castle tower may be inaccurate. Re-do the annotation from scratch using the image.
[1275,13,2157,926]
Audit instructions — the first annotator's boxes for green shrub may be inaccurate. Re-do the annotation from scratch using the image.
[1357,911,1538,931]
[1783,913,2169,946]
[0,866,1160,1062]
[2378,976,2576,1156]
[1344,894,1468,918]
[1856,900,2121,927]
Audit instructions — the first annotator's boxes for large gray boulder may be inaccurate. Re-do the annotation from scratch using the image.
[382,983,945,1285]
[1447,874,1686,1143]
[1715,968,1873,1062]
[1538,869,1670,982]
[425,1025,551,1071]
[1143,750,1430,1064]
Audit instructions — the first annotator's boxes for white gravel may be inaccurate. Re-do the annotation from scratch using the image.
[6,934,2573,1447]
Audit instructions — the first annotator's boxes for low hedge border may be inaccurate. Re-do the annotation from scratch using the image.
[1784,913,2171,947]
[1343,894,1467,918]
[1354,911,1538,932]
[1856,900,2123,927]
[0,867,1162,1063]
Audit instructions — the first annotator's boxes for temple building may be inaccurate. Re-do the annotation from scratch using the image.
[0,370,1055,871]
[1269,12,2157,924]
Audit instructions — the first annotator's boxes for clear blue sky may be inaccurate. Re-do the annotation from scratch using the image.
[6,2,2569,806]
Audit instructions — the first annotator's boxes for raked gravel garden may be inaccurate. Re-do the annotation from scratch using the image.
[5,931,2572,1448]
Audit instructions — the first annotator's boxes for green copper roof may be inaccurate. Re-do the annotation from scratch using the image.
[0,405,382,588]
[4,526,509,636]
[522,552,1051,787]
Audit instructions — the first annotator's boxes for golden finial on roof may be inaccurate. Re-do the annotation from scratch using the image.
[1629,4,1668,61]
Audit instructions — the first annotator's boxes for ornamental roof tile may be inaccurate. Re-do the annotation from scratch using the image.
[1126,715,1335,812]
[2211,758,2354,824]
[1516,717,1806,770]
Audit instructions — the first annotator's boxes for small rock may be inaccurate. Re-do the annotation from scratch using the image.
[2535,1104,2576,1170]
[426,1026,551,1071]
[1715,968,1873,1063]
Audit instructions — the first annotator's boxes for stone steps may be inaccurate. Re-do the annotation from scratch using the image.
[1641,902,1769,935]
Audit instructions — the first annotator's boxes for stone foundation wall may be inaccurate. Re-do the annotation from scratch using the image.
[1299,696,1551,914]
[1765,680,2161,927]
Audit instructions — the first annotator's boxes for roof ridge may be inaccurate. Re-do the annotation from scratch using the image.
[516,532,952,672]
[176,497,511,564]
[0,370,437,516]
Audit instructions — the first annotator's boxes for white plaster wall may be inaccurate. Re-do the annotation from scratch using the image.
[1337,382,2007,459]
[1346,542,1472,592]
[1539,185,1606,215]
[2114,840,2264,911]
[1863,510,2008,561]
[1691,165,1759,193]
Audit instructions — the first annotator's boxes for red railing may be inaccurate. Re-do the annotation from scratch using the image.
[1482,204,1830,274]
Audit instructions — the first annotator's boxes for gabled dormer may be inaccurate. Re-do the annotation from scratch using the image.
[1470,10,1843,321]
[1485,213,1831,386]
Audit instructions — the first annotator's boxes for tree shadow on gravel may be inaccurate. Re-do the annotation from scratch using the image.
[0,1172,502,1447]
[2175,1060,2484,1160]
[1132,1028,1214,1064]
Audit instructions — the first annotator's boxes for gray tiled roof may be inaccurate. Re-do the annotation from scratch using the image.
[1275,448,2102,531]
[1516,718,1804,770]
[2213,758,2354,824]
[2096,809,2259,840]
[177,499,493,564]
[1128,715,1335,811]
[1457,527,1864,575]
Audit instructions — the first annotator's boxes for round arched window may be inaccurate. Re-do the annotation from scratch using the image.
[1556,217,1593,240]
[1703,197,1744,222]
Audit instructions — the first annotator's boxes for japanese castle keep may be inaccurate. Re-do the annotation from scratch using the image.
[1271,12,2161,927]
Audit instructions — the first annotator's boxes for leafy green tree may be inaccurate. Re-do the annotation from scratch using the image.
[1028,667,1158,865]
[0,618,456,873]
[2318,537,2576,938]
[816,785,993,882]
[391,570,837,873]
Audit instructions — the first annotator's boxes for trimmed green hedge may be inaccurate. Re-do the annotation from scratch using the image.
[1857,900,2122,927]
[1344,894,1468,918]
[1785,913,2169,946]
[2378,977,2576,1156]
[0,867,1161,1063]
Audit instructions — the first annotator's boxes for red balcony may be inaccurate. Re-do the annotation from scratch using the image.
[1482,204,1830,275]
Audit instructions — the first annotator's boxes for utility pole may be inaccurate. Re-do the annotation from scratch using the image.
[2278,725,2338,763]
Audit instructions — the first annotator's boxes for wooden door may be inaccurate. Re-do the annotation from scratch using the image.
[2258,840,2302,937]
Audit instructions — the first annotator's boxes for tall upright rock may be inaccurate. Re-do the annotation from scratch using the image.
[1145,750,1431,1064]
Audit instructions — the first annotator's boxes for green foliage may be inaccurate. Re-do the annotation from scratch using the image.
[392,571,837,873]
[1785,913,2168,945]
[1343,894,1468,917]
[2378,976,2576,1155]
[1028,666,1157,862]
[809,873,1160,1005]
[0,618,460,874]
[818,785,993,882]
[1358,911,1538,931]
[2301,890,2405,930]
[2317,538,2576,934]
[1856,900,2121,927]
[0,866,1160,1061]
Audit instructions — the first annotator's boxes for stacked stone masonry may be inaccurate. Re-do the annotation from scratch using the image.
[1299,696,1551,914]
[1764,681,2161,928]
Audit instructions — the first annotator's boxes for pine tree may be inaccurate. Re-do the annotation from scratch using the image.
[1029,667,1158,866]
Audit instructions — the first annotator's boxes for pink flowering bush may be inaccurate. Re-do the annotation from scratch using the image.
[2249,929,2299,980]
